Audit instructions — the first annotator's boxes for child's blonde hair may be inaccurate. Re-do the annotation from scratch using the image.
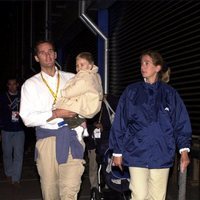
[76,52,94,65]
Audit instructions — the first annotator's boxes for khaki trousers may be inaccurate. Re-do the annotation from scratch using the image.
[129,167,170,200]
[36,137,85,200]
[88,149,98,189]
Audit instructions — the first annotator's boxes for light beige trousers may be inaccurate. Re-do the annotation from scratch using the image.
[129,167,170,200]
[36,137,85,200]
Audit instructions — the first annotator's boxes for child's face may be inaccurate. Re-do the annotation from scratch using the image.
[76,57,92,72]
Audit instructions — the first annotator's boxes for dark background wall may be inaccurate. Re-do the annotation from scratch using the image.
[107,1,200,136]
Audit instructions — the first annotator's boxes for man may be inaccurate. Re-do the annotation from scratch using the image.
[0,77,25,186]
[19,40,85,200]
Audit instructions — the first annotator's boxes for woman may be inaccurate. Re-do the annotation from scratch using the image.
[109,50,192,200]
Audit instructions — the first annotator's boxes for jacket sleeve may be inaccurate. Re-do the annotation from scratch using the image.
[173,91,192,150]
[109,89,128,154]
[61,74,89,98]
[0,95,3,128]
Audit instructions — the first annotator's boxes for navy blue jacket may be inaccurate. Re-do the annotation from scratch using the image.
[0,92,24,132]
[109,81,192,168]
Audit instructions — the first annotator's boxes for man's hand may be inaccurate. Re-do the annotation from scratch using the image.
[47,109,77,122]
[94,122,103,132]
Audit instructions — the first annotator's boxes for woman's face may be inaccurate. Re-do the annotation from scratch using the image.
[140,55,161,83]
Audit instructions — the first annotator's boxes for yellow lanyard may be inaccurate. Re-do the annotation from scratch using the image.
[40,71,60,106]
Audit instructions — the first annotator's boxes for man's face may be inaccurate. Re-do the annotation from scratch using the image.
[34,42,57,68]
[7,79,18,93]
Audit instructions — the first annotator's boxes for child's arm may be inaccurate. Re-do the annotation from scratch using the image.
[61,73,92,98]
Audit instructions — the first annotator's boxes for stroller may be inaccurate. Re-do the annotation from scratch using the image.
[90,96,130,199]
[94,148,131,200]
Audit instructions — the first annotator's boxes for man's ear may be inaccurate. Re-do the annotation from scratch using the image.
[54,52,57,59]
[34,55,39,62]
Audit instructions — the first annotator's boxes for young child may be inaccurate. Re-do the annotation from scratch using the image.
[48,52,103,140]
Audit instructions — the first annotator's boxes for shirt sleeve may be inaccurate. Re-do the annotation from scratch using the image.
[179,148,190,154]
[19,81,52,127]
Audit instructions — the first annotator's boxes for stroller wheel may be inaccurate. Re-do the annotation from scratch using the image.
[90,187,101,200]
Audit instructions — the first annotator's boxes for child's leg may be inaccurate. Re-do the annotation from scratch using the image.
[80,121,86,128]
[72,116,88,141]
[80,121,89,137]
[64,116,88,140]
[73,126,84,141]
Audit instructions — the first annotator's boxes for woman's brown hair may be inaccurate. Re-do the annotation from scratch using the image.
[141,49,170,83]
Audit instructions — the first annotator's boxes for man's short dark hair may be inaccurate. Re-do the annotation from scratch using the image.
[34,40,56,56]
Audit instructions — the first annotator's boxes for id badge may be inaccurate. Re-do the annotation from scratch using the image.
[12,111,19,122]
[93,128,101,138]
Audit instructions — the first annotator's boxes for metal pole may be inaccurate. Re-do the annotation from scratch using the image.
[45,0,49,40]
[79,0,109,94]
[30,0,35,73]
[21,1,24,79]
[178,164,187,200]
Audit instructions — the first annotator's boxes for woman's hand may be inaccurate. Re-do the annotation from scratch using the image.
[180,151,190,173]
[112,156,123,171]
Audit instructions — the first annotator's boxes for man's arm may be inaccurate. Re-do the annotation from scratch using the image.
[47,109,77,122]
